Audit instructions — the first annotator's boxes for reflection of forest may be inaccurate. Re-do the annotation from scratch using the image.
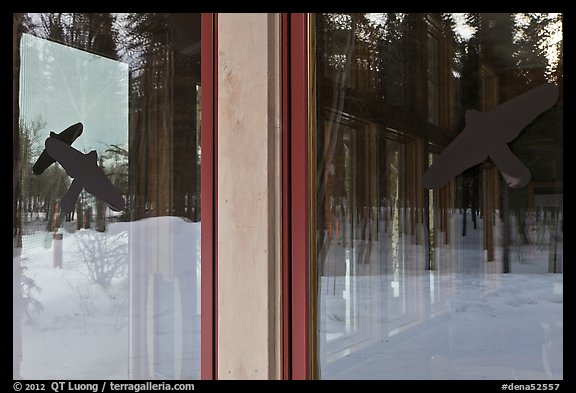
[315,13,563,378]
[315,13,563,278]
[13,13,202,242]
[13,13,203,380]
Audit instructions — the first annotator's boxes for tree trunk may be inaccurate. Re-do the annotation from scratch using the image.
[76,198,84,230]
[502,180,511,273]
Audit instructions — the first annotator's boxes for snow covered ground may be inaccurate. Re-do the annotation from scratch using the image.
[14,213,562,380]
[16,226,130,379]
[319,272,562,379]
[318,212,563,379]
[14,216,200,380]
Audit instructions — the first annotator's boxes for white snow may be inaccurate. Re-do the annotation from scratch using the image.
[14,216,200,380]
[318,212,563,380]
[319,272,562,379]
[14,213,562,380]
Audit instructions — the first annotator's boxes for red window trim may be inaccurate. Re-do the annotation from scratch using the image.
[284,13,310,380]
[200,12,217,380]
[281,13,292,380]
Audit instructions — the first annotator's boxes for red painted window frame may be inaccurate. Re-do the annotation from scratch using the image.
[281,13,292,380]
[282,13,310,380]
[200,13,217,380]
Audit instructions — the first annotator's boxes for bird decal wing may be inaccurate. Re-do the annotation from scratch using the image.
[423,83,559,190]
[44,136,125,213]
[32,122,83,175]
[38,124,125,214]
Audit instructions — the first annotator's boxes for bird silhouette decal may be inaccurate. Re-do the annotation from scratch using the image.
[33,123,125,214]
[32,122,83,175]
[423,83,559,190]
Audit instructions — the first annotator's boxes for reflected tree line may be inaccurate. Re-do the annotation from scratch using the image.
[315,13,563,273]
[13,14,202,379]
[12,13,562,265]
[13,13,202,243]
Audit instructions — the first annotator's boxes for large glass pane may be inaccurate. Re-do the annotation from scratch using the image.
[13,13,202,379]
[314,13,562,379]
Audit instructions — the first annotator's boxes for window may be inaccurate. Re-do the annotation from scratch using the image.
[13,13,206,379]
[312,13,563,380]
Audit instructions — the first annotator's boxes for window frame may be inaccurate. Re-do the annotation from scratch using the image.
[200,12,217,380]
[282,12,312,380]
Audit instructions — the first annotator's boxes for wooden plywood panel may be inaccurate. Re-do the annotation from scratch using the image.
[217,13,281,380]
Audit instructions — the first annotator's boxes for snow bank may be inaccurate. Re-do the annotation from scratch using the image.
[15,216,200,380]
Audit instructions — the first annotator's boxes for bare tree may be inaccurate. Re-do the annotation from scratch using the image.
[74,229,128,288]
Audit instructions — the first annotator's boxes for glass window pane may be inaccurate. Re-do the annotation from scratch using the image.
[314,13,562,380]
[13,13,202,379]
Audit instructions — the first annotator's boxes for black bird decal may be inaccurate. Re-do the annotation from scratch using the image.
[423,83,559,189]
[33,123,125,214]
[33,122,83,175]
